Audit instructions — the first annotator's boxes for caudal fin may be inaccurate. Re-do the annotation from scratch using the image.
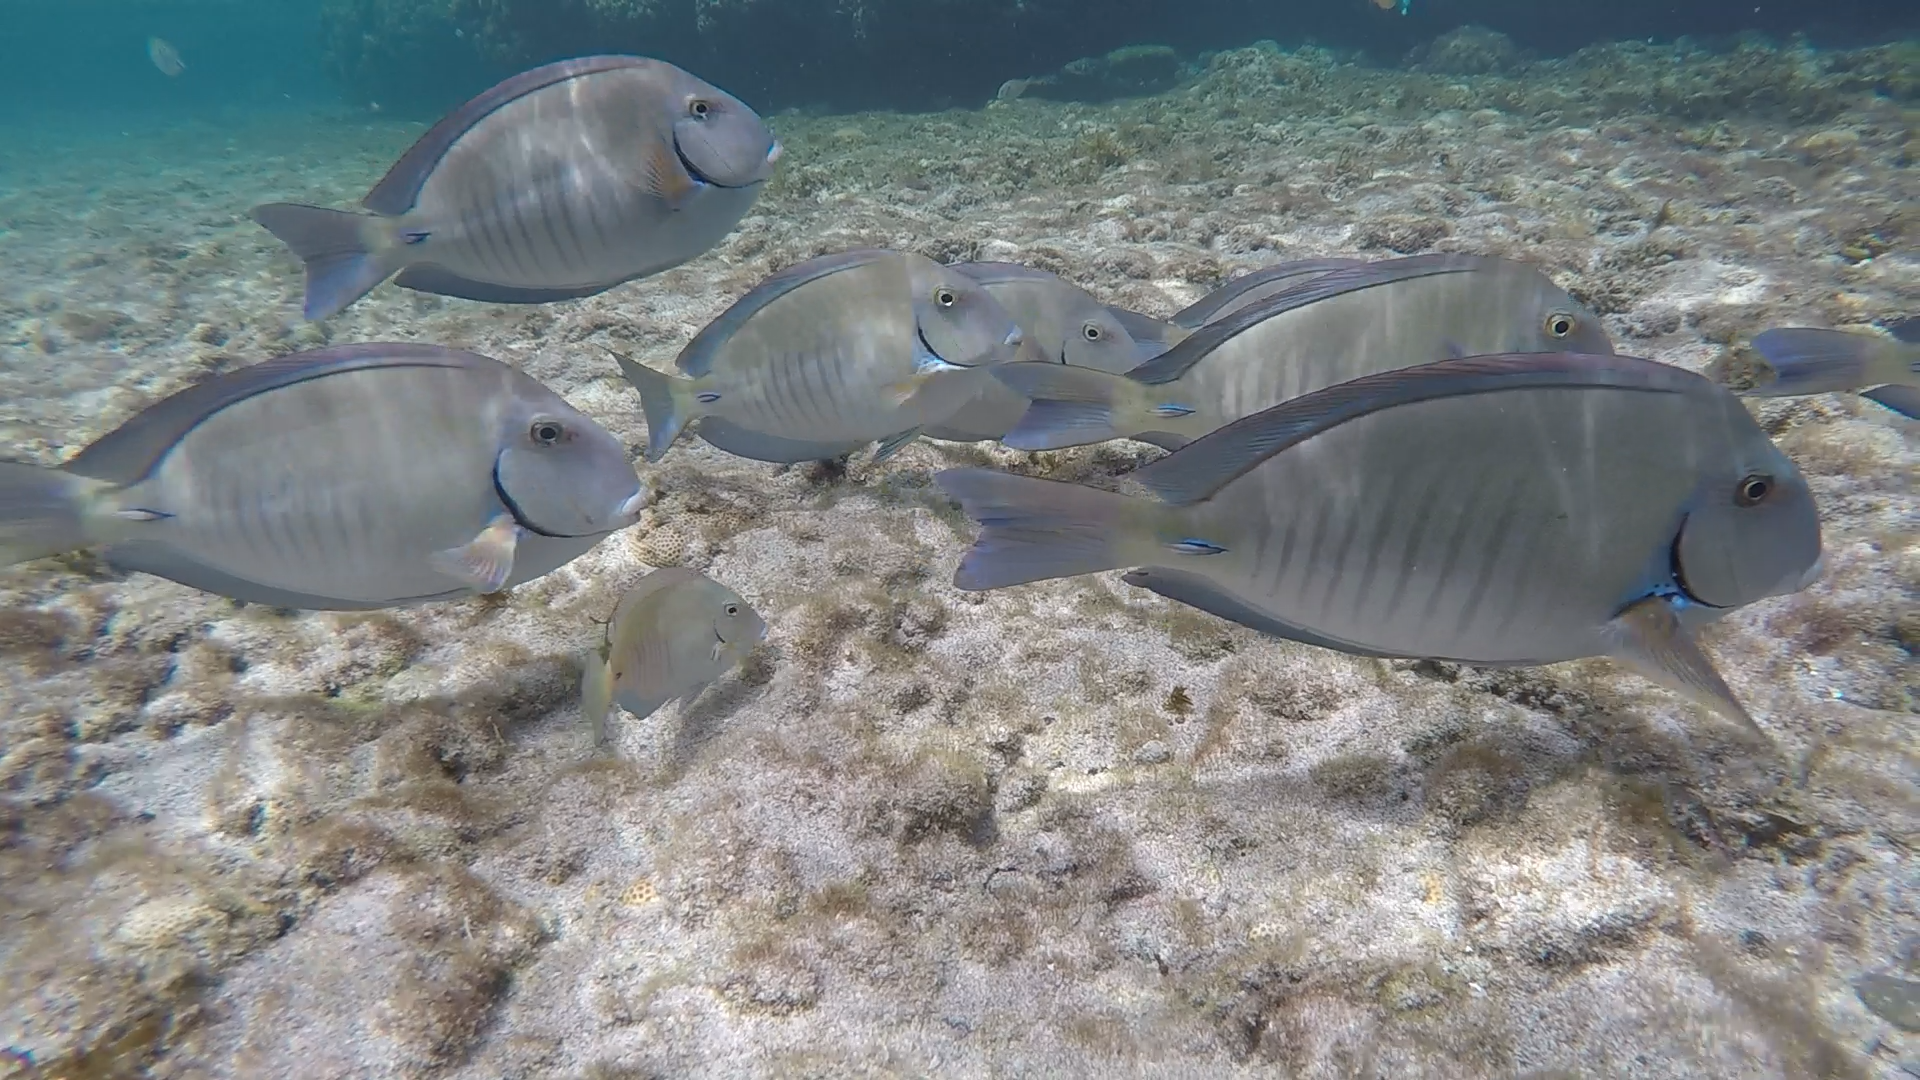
[934,467,1159,590]
[611,353,696,462]
[0,462,97,565]
[249,203,394,321]
[1747,328,1890,397]
[994,364,1142,450]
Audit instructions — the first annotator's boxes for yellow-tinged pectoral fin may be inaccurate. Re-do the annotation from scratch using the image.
[430,513,522,593]
[644,139,697,210]
[1602,597,1766,740]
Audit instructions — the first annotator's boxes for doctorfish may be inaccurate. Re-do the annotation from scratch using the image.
[925,261,1173,443]
[993,253,1614,452]
[251,56,781,322]
[580,566,767,747]
[1166,257,1367,330]
[617,248,1025,465]
[0,343,647,610]
[936,352,1825,733]
[1742,318,1920,419]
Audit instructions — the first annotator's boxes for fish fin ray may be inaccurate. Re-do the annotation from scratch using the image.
[935,467,1158,590]
[675,249,896,377]
[0,463,116,565]
[693,417,866,463]
[870,428,922,464]
[1884,316,1920,345]
[1120,567,1408,655]
[362,55,651,215]
[613,351,699,461]
[1603,597,1764,739]
[1168,257,1367,329]
[644,140,697,208]
[1134,351,1702,507]
[249,203,395,321]
[430,514,522,593]
[1861,384,1920,419]
[1746,328,1884,397]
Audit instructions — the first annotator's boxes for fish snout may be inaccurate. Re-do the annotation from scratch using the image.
[1790,552,1826,593]
[615,484,650,524]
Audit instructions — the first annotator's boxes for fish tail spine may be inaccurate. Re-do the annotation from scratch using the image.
[934,467,1170,590]
[996,366,1137,450]
[248,202,398,322]
[580,650,615,749]
[614,354,700,461]
[0,463,120,566]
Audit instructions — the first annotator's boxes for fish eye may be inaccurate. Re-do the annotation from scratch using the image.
[723,603,739,616]
[934,287,957,308]
[1735,473,1773,506]
[689,99,711,119]
[1082,322,1104,341]
[530,420,565,446]
[1545,313,1576,338]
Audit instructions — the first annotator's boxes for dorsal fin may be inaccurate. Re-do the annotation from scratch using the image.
[64,343,483,485]
[1169,257,1366,329]
[1126,253,1503,386]
[363,55,653,216]
[612,566,704,627]
[1133,351,1707,507]
[952,261,1076,287]
[1885,315,1920,345]
[675,249,894,377]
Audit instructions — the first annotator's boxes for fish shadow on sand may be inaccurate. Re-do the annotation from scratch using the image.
[654,646,775,783]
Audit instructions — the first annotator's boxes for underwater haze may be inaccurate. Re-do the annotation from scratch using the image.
[1,0,1916,1077]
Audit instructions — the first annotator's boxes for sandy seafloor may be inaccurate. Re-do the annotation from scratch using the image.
[0,40,1916,1080]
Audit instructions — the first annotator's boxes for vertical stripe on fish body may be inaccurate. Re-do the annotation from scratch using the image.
[939,353,1824,729]
[0,344,647,609]
[995,253,1614,452]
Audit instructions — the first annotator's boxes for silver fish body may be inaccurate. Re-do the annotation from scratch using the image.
[619,248,1025,463]
[1168,257,1366,329]
[0,344,646,609]
[937,352,1824,731]
[994,253,1615,452]
[581,567,767,746]
[252,56,780,321]
[1743,319,1920,419]
[926,261,1171,443]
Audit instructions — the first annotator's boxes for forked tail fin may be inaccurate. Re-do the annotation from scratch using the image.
[250,202,395,321]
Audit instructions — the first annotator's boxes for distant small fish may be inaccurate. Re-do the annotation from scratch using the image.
[0,343,646,609]
[581,567,766,747]
[148,37,185,77]
[993,253,1613,453]
[250,55,780,321]
[937,351,1825,735]
[617,248,1025,465]
[1743,319,1919,419]
[924,261,1172,443]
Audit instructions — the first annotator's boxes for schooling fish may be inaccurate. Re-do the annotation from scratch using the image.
[0,343,646,610]
[618,248,1024,465]
[581,566,766,746]
[1743,319,1920,419]
[251,56,781,321]
[925,261,1171,443]
[995,253,1614,452]
[147,37,185,77]
[1167,258,1367,330]
[937,352,1824,733]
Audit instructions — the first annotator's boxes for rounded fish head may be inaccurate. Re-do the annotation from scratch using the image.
[494,397,647,538]
[1527,284,1613,355]
[1062,306,1151,373]
[707,583,768,654]
[1675,429,1824,609]
[669,74,779,188]
[909,262,1025,369]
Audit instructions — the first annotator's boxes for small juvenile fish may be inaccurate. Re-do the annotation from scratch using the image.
[937,352,1824,734]
[618,248,1025,465]
[925,261,1171,443]
[1743,319,1919,419]
[148,37,185,77]
[993,253,1613,452]
[251,56,780,321]
[581,567,766,747]
[0,343,646,609]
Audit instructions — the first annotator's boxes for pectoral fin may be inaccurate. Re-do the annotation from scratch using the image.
[645,140,697,210]
[1602,597,1764,739]
[871,427,923,464]
[430,513,522,593]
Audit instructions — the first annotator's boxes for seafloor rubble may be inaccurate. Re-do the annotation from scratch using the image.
[0,37,1915,1080]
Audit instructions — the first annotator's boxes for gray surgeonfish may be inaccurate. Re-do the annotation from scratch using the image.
[1166,257,1368,330]
[580,566,767,747]
[935,352,1825,734]
[993,253,1614,452]
[252,56,781,321]
[1742,318,1920,419]
[617,248,1025,465]
[0,343,647,610]
[925,261,1173,443]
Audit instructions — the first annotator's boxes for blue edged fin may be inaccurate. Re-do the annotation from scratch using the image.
[1130,253,1494,385]
[362,55,651,215]
[695,417,867,464]
[1134,351,1706,507]
[248,202,392,322]
[1861,385,1920,419]
[1120,567,1409,657]
[64,343,480,486]
[870,428,923,464]
[1746,328,1881,396]
[1168,257,1367,329]
[393,265,619,305]
[676,249,896,377]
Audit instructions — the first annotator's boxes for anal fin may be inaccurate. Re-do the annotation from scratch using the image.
[870,428,923,464]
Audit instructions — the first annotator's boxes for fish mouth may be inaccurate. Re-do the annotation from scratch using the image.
[493,459,602,540]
